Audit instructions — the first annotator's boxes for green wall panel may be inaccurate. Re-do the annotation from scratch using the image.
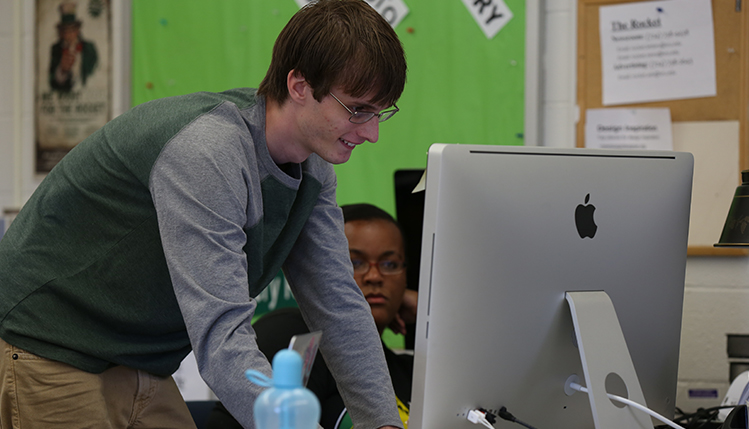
[132,0,525,215]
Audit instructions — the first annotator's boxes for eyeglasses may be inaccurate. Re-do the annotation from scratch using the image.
[329,92,399,124]
[350,258,406,276]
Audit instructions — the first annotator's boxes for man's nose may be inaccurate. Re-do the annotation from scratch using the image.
[358,118,380,144]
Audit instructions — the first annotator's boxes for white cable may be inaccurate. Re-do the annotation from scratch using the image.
[569,382,685,429]
[607,393,684,429]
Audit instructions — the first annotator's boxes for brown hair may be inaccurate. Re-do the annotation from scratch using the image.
[257,0,407,107]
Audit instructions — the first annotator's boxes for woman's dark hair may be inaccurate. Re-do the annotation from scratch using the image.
[341,203,405,245]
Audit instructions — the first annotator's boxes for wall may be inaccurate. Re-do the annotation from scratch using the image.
[2,0,748,415]
[128,0,526,215]
[0,0,37,222]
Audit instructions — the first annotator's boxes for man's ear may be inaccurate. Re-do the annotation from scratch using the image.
[287,70,308,105]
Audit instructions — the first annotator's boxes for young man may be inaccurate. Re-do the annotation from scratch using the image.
[208,203,415,429]
[0,1,407,428]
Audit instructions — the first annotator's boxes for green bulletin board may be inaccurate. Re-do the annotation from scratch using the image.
[131,0,526,215]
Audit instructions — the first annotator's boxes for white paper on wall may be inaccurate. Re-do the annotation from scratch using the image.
[585,108,673,150]
[599,0,716,106]
[671,121,740,247]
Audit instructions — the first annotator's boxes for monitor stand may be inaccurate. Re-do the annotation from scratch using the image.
[565,291,655,429]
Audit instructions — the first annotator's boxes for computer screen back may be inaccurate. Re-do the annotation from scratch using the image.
[409,144,693,429]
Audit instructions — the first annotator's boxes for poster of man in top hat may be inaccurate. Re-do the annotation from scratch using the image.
[36,0,110,172]
[49,1,99,92]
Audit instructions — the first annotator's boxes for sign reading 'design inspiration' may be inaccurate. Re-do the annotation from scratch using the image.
[462,0,513,39]
[585,108,673,151]
[599,0,716,106]
[295,0,409,29]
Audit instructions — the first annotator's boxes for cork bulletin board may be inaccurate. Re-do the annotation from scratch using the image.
[576,0,749,255]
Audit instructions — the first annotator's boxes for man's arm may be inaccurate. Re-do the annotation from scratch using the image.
[150,111,273,428]
[282,160,404,429]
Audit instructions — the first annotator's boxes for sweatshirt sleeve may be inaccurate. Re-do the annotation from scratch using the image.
[149,111,273,429]
[282,161,404,429]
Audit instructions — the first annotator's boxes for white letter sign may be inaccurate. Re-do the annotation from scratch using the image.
[462,0,513,39]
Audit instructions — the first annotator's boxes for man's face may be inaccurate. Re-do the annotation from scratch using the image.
[297,85,386,165]
[344,219,407,334]
[60,24,80,44]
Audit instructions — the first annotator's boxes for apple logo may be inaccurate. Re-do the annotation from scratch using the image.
[575,194,597,239]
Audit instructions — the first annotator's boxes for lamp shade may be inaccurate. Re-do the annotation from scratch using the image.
[715,170,749,247]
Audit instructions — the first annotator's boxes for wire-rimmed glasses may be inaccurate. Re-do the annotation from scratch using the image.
[329,92,399,124]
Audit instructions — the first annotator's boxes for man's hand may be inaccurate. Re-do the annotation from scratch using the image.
[387,289,418,335]
[60,50,76,73]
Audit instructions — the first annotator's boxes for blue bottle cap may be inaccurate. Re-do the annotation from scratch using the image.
[272,349,303,389]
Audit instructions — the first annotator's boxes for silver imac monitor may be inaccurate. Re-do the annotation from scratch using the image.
[409,144,693,429]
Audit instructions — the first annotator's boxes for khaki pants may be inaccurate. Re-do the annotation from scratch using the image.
[0,337,197,429]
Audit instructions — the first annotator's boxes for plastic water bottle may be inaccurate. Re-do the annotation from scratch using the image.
[245,349,321,429]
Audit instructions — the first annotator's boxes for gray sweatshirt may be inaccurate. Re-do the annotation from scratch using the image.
[0,88,402,429]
